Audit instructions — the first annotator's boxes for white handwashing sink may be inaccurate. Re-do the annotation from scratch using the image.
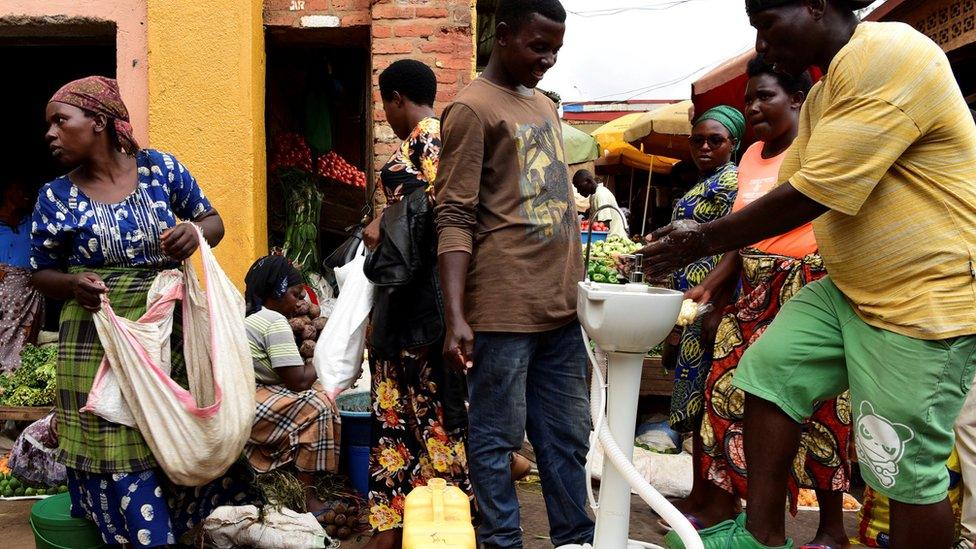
[575,280,700,549]
[577,281,684,354]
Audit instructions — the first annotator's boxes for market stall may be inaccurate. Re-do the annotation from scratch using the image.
[590,101,694,237]
[0,336,57,420]
[264,28,371,281]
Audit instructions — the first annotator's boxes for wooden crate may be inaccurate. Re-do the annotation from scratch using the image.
[588,356,673,397]
[640,356,673,397]
[0,406,52,421]
[320,178,367,237]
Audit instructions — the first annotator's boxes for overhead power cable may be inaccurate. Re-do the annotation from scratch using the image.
[567,0,706,18]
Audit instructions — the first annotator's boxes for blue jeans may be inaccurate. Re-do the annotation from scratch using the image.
[468,320,595,548]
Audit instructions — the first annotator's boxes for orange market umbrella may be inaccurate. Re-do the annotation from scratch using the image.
[627,100,695,163]
[591,113,652,151]
[595,141,680,235]
[595,141,678,175]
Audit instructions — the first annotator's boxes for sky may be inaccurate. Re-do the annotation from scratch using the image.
[539,0,885,103]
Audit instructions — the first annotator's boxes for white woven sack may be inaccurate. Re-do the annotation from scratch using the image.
[82,225,256,486]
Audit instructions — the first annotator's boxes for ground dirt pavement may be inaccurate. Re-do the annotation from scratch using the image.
[1,484,862,548]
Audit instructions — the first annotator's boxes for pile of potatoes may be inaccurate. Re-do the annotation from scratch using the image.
[289,300,327,366]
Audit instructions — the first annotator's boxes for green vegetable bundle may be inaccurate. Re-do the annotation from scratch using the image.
[0,345,57,407]
[279,167,324,275]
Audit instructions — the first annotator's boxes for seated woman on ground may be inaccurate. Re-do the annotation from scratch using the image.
[243,255,341,521]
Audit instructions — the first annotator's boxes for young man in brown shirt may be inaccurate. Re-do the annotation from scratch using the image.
[434,1,593,547]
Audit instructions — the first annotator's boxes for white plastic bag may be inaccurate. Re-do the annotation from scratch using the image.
[81,225,256,486]
[587,433,693,498]
[8,413,66,488]
[314,244,374,400]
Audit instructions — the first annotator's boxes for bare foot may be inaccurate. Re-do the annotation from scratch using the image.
[363,529,402,549]
[664,493,740,530]
[805,530,850,549]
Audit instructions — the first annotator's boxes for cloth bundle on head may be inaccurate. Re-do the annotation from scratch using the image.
[745,0,875,16]
[49,76,140,155]
[244,256,304,315]
[695,105,746,152]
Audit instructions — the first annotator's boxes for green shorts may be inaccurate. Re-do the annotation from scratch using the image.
[733,277,976,504]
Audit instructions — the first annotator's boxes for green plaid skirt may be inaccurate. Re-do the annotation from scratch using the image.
[56,267,188,473]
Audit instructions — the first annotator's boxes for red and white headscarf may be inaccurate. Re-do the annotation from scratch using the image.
[49,76,139,155]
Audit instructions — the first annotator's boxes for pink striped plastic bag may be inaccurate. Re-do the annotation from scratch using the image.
[81,225,256,486]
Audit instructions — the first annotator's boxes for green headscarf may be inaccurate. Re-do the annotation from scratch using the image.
[694,105,746,152]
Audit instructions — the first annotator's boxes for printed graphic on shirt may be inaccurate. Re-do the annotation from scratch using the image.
[739,175,777,205]
[515,121,573,241]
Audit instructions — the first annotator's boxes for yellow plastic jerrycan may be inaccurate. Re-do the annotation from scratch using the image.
[402,478,476,549]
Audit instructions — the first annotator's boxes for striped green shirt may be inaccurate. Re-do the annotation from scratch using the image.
[245,308,304,385]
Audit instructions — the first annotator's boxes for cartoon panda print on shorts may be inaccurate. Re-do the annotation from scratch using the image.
[855,401,916,488]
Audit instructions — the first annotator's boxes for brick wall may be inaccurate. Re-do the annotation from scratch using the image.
[264,0,474,172]
[371,0,474,170]
[263,0,372,28]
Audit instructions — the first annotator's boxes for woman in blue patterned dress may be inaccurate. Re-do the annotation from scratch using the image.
[30,76,256,547]
[667,106,744,434]
[660,105,743,529]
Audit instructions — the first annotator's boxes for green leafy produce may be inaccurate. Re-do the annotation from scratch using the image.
[583,235,642,284]
[277,168,324,275]
[0,345,57,407]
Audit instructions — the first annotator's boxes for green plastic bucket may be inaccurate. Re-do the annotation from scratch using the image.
[29,493,107,549]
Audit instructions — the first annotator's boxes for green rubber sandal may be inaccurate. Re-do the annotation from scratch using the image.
[664,513,794,549]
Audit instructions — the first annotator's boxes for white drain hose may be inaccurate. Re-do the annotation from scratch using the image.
[581,327,703,549]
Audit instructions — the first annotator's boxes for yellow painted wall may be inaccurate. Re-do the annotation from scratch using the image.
[146,0,267,287]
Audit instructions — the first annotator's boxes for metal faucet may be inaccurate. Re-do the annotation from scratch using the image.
[584,202,640,283]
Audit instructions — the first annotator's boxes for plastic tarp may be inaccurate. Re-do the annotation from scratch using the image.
[562,122,600,164]
[692,49,823,151]
[595,141,679,175]
[591,112,650,150]
[693,49,755,101]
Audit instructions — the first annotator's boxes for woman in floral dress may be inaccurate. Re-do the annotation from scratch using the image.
[362,60,472,549]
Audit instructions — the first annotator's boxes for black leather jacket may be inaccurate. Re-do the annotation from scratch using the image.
[364,187,443,358]
[364,187,467,430]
